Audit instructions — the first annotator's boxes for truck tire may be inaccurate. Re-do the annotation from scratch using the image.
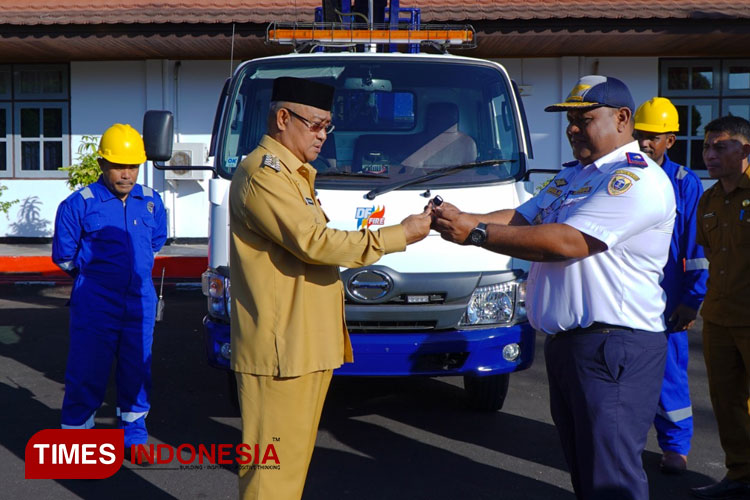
[463,373,510,411]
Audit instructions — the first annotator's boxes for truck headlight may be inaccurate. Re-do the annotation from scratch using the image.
[459,279,527,327]
[202,270,231,320]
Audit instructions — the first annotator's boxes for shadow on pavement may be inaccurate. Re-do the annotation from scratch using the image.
[0,286,238,499]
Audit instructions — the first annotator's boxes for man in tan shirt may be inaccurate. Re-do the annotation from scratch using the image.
[229,76,432,500]
[692,115,750,499]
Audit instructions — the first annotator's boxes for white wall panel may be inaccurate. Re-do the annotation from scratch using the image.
[0,57,661,239]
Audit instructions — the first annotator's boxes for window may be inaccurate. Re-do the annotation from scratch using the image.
[0,64,70,178]
[222,58,521,188]
[661,59,750,171]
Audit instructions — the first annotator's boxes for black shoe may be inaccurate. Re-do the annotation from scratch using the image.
[691,477,750,499]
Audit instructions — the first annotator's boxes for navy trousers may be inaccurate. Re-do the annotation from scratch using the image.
[545,328,667,500]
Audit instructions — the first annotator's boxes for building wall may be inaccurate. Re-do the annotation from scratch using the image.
[498,56,658,171]
[0,56,660,239]
[0,59,227,240]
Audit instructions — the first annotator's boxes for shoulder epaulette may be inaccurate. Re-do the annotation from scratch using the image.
[79,186,94,200]
[142,185,154,197]
[676,165,688,180]
[261,154,281,172]
[625,152,648,168]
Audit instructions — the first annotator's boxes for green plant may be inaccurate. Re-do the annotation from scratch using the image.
[0,183,19,217]
[59,135,101,191]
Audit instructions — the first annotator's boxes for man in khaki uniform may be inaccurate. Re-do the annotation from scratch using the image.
[229,77,432,500]
[692,115,750,500]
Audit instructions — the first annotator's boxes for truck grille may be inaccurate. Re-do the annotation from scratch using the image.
[346,320,437,332]
[345,294,445,305]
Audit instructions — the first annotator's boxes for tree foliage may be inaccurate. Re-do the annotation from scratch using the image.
[59,135,101,191]
[0,184,18,216]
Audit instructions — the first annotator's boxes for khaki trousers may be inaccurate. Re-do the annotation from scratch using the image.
[236,369,333,500]
[703,321,750,482]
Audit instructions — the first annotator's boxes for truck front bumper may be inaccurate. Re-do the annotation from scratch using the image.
[203,316,534,376]
[337,323,534,376]
[203,316,535,377]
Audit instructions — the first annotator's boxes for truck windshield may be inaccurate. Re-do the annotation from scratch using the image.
[218,57,524,189]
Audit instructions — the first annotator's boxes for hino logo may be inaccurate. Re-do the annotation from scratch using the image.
[348,270,393,301]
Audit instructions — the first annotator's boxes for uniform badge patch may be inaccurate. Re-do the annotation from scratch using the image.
[614,169,640,181]
[572,186,592,195]
[261,154,281,172]
[546,186,563,197]
[554,179,568,187]
[625,152,648,167]
[607,174,633,196]
[147,201,154,214]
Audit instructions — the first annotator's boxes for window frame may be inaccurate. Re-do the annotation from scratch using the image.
[0,66,11,100]
[723,59,750,96]
[0,103,10,178]
[13,64,69,100]
[13,101,70,178]
[0,63,71,179]
[661,59,720,98]
[660,58,750,171]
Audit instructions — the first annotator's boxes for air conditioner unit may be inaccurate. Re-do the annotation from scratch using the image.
[164,143,208,181]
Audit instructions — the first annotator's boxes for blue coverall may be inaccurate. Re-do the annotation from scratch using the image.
[655,152,708,455]
[52,176,167,447]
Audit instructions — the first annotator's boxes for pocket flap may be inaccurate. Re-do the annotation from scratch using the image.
[82,214,103,233]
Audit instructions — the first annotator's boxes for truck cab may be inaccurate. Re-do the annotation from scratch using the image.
[150,10,537,411]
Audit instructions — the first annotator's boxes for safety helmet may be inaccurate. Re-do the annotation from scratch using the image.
[97,123,147,165]
[634,97,680,134]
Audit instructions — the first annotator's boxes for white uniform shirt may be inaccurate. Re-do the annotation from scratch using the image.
[517,141,676,334]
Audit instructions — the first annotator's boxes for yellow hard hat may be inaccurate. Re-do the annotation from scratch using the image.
[634,97,680,134]
[97,123,147,165]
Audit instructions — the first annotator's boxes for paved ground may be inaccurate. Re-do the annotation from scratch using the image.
[0,284,728,499]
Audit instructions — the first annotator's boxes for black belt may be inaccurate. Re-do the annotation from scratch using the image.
[557,322,633,335]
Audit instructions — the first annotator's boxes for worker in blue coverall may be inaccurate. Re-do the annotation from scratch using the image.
[634,97,708,474]
[52,123,167,453]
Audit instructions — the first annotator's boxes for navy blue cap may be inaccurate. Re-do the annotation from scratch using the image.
[271,77,335,111]
[545,75,635,113]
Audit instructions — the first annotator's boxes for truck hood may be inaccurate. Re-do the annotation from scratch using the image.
[319,181,531,273]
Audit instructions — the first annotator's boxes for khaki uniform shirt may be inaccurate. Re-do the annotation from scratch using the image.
[229,135,407,377]
[696,166,750,326]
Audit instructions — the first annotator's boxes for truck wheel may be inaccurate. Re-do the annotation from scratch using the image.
[227,371,240,411]
[463,373,510,411]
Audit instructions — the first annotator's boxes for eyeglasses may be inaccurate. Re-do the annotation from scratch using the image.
[284,108,335,134]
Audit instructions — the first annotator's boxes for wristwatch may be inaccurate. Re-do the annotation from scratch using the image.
[467,222,488,246]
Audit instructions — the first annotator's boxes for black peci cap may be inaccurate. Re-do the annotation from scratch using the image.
[271,77,335,111]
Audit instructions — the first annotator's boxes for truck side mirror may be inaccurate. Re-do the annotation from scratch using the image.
[143,110,174,162]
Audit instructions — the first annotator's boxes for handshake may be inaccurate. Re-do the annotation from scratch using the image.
[400,196,482,246]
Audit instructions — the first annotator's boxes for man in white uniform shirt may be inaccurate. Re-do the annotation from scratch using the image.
[432,75,675,500]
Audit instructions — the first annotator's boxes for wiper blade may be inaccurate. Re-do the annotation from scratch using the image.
[365,159,513,200]
[317,170,390,179]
